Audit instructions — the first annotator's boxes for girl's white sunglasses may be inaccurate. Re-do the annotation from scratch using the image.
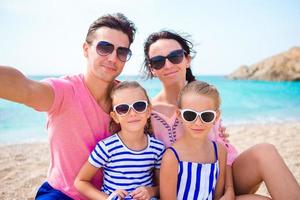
[180,109,216,124]
[113,100,148,116]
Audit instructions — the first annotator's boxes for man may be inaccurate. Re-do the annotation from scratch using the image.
[0,13,136,200]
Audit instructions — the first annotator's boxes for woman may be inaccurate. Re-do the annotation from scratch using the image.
[142,30,300,199]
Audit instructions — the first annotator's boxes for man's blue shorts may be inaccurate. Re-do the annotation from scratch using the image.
[35,182,73,200]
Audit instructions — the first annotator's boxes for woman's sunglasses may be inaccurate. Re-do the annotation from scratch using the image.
[113,100,148,116]
[96,41,132,62]
[180,109,216,124]
[149,49,186,70]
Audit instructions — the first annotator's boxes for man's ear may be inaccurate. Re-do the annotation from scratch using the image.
[110,111,119,124]
[83,42,89,58]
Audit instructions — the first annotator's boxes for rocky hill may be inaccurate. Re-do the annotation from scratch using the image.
[228,47,300,81]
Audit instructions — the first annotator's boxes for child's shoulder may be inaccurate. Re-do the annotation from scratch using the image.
[148,135,165,154]
[215,141,227,161]
[215,141,227,153]
[164,140,182,156]
[149,135,164,144]
[98,134,119,146]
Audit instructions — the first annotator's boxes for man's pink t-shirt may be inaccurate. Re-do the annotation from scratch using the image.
[43,74,111,200]
[151,110,238,165]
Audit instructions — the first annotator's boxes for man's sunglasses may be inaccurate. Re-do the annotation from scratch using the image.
[113,100,148,116]
[96,41,132,62]
[180,109,216,124]
[149,49,186,70]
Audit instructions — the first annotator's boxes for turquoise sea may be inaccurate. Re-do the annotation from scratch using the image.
[1,75,300,144]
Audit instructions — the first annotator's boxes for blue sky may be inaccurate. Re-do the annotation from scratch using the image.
[1,0,299,76]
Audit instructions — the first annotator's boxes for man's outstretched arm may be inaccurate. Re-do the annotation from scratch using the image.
[0,65,54,111]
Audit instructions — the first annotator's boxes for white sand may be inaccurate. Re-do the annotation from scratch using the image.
[0,122,299,199]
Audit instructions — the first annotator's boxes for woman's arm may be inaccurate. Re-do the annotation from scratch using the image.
[74,161,109,200]
[160,149,178,200]
[214,143,228,200]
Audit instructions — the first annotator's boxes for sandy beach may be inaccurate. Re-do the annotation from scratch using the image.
[0,121,299,199]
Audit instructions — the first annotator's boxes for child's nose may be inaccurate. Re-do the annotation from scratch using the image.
[128,107,137,115]
[194,116,203,125]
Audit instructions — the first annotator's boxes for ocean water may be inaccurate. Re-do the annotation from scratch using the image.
[1,75,300,144]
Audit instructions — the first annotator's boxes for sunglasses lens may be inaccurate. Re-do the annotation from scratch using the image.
[182,110,197,122]
[150,56,165,70]
[149,49,185,70]
[132,101,147,113]
[117,47,132,62]
[97,41,114,55]
[115,104,130,115]
[168,49,184,64]
[201,112,215,123]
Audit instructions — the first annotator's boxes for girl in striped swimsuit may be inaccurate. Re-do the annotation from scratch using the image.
[160,81,227,200]
[74,81,165,200]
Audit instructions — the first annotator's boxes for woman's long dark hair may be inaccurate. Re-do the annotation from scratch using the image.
[142,30,196,83]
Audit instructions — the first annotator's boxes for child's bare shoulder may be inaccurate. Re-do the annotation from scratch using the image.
[216,142,227,158]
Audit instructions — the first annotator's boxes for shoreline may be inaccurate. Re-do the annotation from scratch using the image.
[2,119,300,145]
[1,121,299,199]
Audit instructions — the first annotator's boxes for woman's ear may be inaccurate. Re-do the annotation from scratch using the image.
[110,111,119,124]
[185,54,192,69]
[150,68,157,77]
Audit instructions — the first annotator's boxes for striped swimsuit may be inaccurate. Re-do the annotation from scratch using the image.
[88,134,165,199]
[169,141,219,200]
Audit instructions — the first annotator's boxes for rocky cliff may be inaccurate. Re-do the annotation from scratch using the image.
[228,47,300,81]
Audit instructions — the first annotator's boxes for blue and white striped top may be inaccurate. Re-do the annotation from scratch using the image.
[88,133,165,197]
[169,141,219,200]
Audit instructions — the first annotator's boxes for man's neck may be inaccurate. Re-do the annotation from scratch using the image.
[83,72,115,113]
